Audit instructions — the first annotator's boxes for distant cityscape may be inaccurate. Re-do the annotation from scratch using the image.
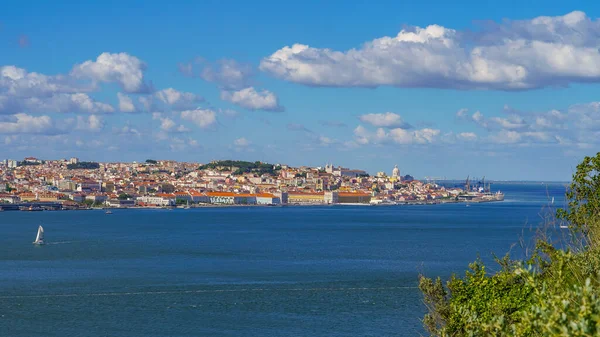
[0,157,503,211]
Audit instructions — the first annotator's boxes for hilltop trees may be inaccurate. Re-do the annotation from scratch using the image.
[199,160,280,176]
[67,162,100,170]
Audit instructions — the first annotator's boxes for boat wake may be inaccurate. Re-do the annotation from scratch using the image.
[46,241,79,245]
[0,286,419,299]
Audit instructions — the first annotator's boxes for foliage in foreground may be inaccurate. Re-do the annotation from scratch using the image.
[419,152,600,336]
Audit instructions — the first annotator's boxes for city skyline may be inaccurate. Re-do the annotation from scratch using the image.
[1,0,599,181]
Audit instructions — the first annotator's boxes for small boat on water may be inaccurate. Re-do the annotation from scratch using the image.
[33,225,45,245]
[105,210,113,214]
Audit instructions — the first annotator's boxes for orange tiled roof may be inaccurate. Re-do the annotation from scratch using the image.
[205,192,236,197]
[338,192,372,197]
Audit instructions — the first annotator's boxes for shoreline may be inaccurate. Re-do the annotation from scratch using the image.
[0,199,504,212]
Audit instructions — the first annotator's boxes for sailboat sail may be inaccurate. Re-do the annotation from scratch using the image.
[33,225,44,244]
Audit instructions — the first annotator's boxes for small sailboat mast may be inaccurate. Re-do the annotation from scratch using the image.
[33,225,44,245]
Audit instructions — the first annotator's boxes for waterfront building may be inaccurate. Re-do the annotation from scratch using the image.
[288,192,325,204]
[136,195,175,206]
[273,191,288,204]
[256,193,280,205]
[85,194,108,204]
[338,192,372,204]
[205,192,236,204]
[37,192,59,202]
[106,199,135,208]
[174,191,193,202]
[19,192,37,201]
[324,191,339,204]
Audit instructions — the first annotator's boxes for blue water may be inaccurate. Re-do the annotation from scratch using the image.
[0,183,568,336]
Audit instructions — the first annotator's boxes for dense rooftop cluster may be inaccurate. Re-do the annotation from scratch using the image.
[0,157,471,208]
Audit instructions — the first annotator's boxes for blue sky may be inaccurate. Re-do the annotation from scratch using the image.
[1,0,599,181]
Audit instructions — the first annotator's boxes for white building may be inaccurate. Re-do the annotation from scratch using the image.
[324,191,339,204]
[136,195,175,206]
[256,193,280,205]
[392,165,400,179]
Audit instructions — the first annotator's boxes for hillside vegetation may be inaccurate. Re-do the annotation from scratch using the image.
[66,162,100,170]
[419,152,600,336]
[199,160,279,176]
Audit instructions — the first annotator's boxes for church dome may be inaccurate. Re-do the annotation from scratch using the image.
[392,165,400,177]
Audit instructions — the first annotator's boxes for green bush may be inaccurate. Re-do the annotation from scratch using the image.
[419,152,600,336]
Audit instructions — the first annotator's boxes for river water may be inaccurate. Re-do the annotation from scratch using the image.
[0,182,567,336]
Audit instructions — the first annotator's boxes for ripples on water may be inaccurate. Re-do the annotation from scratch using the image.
[0,183,567,337]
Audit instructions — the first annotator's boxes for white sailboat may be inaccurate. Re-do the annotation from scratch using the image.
[33,225,45,245]
[184,200,190,209]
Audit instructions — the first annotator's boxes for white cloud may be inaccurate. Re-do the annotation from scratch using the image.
[113,124,141,137]
[220,87,283,112]
[159,117,176,131]
[75,115,103,131]
[0,93,114,115]
[0,65,82,97]
[456,108,469,118]
[233,137,250,147]
[180,108,217,129]
[153,112,190,133]
[457,132,478,141]
[0,113,59,134]
[117,93,135,112]
[359,112,410,128]
[260,11,600,90]
[318,135,336,146]
[155,88,203,110]
[71,52,151,93]
[489,115,528,130]
[197,59,255,90]
[354,124,439,145]
[169,137,201,151]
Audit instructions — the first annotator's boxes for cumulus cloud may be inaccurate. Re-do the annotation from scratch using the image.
[119,88,203,113]
[154,88,203,110]
[152,112,190,133]
[0,93,114,115]
[454,101,600,147]
[0,113,60,134]
[180,108,217,129]
[354,124,440,145]
[457,132,478,141]
[113,124,142,137]
[75,115,103,131]
[71,52,152,93]
[169,137,201,151]
[359,112,411,128]
[261,11,600,90]
[220,87,283,112]
[117,93,135,112]
[195,59,255,90]
[0,65,84,97]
